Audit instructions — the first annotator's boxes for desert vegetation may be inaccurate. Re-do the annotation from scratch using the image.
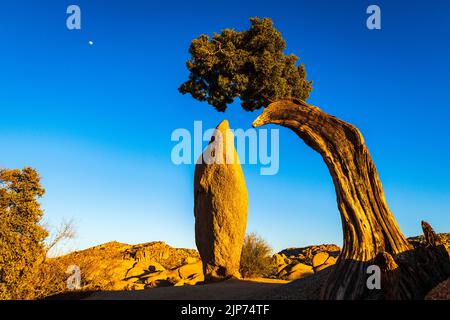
[0,167,76,299]
[239,233,276,278]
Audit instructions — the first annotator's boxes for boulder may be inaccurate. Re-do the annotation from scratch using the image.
[176,261,203,279]
[184,256,198,265]
[325,256,337,265]
[144,271,168,284]
[273,253,285,266]
[131,283,145,290]
[277,263,288,274]
[286,269,314,280]
[194,120,248,282]
[148,261,165,272]
[290,262,314,274]
[312,252,330,268]
[313,255,338,273]
[126,265,148,278]
[285,263,314,280]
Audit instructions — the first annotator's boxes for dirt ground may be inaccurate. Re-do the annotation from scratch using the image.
[48,268,331,300]
[84,278,289,300]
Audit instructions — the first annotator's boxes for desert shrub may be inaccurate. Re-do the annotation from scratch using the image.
[30,259,69,299]
[240,233,276,278]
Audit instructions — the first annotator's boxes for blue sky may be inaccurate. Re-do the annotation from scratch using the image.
[0,1,449,252]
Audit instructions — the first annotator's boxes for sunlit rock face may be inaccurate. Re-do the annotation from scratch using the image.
[194,120,248,282]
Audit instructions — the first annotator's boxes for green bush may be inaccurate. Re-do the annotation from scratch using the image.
[240,233,276,278]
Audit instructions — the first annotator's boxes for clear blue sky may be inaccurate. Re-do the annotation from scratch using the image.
[0,1,449,252]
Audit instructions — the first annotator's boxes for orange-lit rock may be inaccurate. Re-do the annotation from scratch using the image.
[194,120,248,282]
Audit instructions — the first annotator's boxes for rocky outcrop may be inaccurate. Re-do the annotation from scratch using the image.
[194,120,248,281]
[143,259,204,288]
[47,241,201,291]
[275,244,340,280]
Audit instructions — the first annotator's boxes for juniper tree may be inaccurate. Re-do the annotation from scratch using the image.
[0,167,48,299]
[179,17,312,112]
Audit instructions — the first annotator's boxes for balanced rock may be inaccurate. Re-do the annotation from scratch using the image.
[194,120,248,282]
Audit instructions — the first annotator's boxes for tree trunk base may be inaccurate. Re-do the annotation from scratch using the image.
[322,223,450,300]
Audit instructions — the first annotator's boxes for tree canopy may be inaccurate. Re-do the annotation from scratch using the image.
[179,17,312,112]
[0,167,48,299]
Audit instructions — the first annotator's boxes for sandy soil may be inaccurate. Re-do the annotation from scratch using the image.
[48,269,330,300]
[84,278,289,300]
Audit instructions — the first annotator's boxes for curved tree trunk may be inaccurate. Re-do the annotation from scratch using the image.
[253,99,450,299]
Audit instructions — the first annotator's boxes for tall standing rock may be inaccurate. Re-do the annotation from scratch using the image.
[194,120,248,282]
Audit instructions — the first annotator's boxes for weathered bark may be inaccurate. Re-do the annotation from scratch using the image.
[253,99,450,299]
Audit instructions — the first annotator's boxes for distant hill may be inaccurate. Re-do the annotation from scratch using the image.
[48,241,200,291]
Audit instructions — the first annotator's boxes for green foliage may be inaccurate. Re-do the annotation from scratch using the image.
[0,167,48,299]
[240,233,276,278]
[179,17,312,112]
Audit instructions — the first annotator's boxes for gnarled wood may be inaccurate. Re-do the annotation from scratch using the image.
[253,99,450,299]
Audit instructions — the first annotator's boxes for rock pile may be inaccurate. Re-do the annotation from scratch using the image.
[274,244,340,280]
[49,241,201,291]
[119,257,204,290]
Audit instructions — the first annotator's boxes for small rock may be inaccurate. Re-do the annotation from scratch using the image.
[174,280,185,287]
[131,283,145,290]
[184,257,198,265]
